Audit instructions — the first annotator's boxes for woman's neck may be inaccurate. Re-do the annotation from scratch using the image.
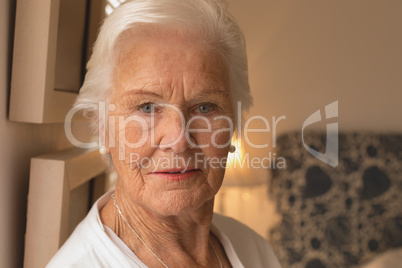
[100,189,219,267]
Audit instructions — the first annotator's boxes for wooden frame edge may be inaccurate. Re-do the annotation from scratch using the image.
[24,147,107,268]
[9,0,78,124]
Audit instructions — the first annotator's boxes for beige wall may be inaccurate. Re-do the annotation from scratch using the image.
[1,0,402,266]
[225,0,402,174]
[229,0,402,133]
[0,0,89,267]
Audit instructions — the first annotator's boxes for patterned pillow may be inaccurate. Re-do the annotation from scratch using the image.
[268,132,402,268]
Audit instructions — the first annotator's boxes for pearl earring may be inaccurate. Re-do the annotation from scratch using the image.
[229,145,236,153]
[99,146,107,155]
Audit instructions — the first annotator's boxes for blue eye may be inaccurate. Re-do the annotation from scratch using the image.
[198,104,212,114]
[139,103,155,113]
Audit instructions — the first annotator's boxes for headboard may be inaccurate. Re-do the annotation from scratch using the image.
[269,132,402,268]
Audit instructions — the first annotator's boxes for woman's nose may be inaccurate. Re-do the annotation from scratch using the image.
[158,111,195,154]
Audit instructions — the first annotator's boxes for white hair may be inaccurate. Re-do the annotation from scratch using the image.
[75,0,252,139]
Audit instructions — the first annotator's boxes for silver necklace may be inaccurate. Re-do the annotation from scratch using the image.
[111,194,223,268]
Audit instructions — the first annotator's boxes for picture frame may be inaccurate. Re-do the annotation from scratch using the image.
[9,0,105,124]
[24,147,108,268]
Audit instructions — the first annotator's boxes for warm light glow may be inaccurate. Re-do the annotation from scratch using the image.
[105,0,126,15]
[227,136,244,168]
[108,0,122,8]
[241,192,250,201]
[105,4,114,16]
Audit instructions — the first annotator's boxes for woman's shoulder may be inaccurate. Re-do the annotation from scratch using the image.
[212,213,282,268]
[46,204,111,267]
[212,213,259,235]
[47,192,133,267]
[46,217,104,267]
[212,213,268,247]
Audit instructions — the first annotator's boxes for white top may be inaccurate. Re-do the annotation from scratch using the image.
[361,248,402,268]
[47,191,281,268]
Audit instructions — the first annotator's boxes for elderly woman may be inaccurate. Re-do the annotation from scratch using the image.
[49,0,280,267]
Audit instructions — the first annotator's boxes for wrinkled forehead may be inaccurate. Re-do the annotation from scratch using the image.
[111,32,229,99]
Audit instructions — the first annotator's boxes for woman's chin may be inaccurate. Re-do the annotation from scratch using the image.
[145,191,215,217]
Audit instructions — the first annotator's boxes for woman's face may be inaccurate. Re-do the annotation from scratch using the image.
[107,34,234,216]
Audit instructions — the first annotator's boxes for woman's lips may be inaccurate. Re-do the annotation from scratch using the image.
[149,169,201,181]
